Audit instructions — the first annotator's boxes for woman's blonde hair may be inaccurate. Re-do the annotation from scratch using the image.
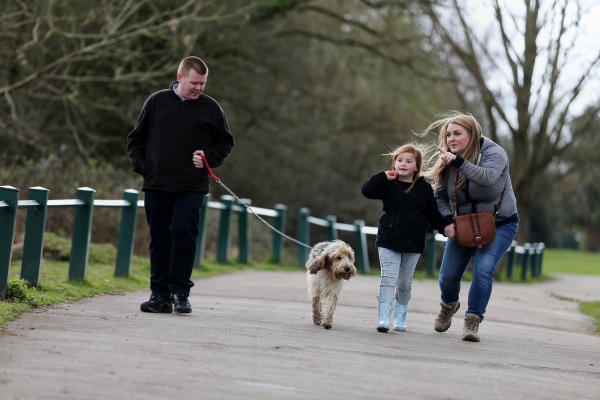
[384,143,424,194]
[419,111,483,190]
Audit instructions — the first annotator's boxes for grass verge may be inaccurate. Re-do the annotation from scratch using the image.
[581,301,600,332]
[0,257,300,329]
[542,249,600,275]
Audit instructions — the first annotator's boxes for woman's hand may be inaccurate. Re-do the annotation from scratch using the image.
[385,171,398,181]
[437,147,456,165]
[444,223,456,239]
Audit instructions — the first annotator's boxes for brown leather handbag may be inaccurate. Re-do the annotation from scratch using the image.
[452,169,507,248]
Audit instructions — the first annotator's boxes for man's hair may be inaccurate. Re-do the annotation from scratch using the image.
[178,56,208,76]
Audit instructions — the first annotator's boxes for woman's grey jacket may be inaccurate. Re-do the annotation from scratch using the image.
[435,137,519,228]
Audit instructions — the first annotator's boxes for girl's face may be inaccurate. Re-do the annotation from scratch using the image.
[446,123,472,155]
[394,152,418,182]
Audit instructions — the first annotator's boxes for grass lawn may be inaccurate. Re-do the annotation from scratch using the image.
[542,248,600,275]
[0,256,300,329]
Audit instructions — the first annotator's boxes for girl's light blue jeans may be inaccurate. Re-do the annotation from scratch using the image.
[377,247,421,303]
[439,221,519,320]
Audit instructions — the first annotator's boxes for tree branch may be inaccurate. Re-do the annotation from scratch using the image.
[279,29,442,80]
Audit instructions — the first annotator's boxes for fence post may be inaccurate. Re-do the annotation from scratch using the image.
[505,241,516,280]
[326,215,337,241]
[20,187,49,287]
[69,187,96,280]
[353,220,369,274]
[217,195,234,263]
[535,243,545,276]
[530,243,539,277]
[272,204,287,264]
[238,198,251,264]
[297,208,310,267]
[0,186,19,300]
[114,189,139,277]
[193,193,210,268]
[520,243,531,281]
[426,231,437,276]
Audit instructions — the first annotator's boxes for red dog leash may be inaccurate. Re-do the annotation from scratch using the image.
[199,153,219,181]
[197,152,313,250]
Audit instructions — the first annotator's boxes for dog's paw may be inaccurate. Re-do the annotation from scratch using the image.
[323,323,332,329]
[313,317,321,325]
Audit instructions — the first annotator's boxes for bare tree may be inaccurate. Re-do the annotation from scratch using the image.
[0,0,256,159]
[419,0,600,241]
[278,0,440,80]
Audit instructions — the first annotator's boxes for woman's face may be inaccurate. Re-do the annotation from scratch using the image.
[445,123,472,155]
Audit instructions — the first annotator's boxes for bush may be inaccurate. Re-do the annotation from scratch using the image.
[43,232,72,261]
[6,278,39,307]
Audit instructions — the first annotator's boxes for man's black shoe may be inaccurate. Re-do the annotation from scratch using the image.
[173,293,192,313]
[140,294,173,313]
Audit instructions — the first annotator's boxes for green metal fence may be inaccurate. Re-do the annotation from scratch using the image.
[0,185,545,299]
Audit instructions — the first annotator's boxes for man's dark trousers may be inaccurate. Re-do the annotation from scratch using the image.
[144,190,207,296]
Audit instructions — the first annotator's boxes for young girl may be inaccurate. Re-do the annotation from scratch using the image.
[361,144,446,332]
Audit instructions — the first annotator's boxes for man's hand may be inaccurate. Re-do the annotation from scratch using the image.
[192,150,204,169]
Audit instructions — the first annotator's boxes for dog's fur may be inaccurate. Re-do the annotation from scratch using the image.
[306,240,356,329]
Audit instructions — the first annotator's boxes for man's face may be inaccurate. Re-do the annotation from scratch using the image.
[176,69,207,100]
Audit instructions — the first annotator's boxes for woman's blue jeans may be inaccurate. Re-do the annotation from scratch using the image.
[377,247,421,303]
[439,221,519,320]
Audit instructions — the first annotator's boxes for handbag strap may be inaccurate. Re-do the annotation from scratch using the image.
[452,168,508,217]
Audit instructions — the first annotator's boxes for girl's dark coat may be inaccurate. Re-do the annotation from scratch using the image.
[361,172,446,253]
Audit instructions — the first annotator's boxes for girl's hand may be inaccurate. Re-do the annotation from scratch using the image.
[437,147,456,165]
[444,223,456,239]
[385,171,398,180]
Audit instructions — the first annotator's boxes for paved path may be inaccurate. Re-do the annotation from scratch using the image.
[1,271,599,399]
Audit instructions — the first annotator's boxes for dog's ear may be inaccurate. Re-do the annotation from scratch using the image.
[307,253,326,274]
[322,254,333,270]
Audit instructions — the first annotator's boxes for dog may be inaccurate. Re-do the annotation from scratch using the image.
[306,240,356,329]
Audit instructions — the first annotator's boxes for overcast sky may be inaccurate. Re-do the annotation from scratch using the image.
[467,0,600,118]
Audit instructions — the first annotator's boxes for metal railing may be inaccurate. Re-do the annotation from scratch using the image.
[0,185,545,299]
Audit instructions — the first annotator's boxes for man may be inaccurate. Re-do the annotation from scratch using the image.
[127,56,234,314]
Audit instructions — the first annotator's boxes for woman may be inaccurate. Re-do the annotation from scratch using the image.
[422,111,519,342]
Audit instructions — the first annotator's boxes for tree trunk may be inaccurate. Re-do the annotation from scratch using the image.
[514,179,532,244]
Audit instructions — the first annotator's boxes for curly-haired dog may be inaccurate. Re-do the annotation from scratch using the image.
[306,240,356,329]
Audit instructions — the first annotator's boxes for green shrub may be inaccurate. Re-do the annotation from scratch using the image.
[88,242,117,265]
[43,232,72,260]
[6,278,39,307]
[41,232,117,264]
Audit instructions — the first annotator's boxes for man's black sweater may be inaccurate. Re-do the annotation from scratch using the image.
[127,82,235,192]
[361,172,446,253]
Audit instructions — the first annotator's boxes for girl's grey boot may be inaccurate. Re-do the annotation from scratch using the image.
[393,300,408,332]
[376,300,393,332]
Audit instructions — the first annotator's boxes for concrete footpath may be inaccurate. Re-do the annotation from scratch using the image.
[1,271,599,399]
